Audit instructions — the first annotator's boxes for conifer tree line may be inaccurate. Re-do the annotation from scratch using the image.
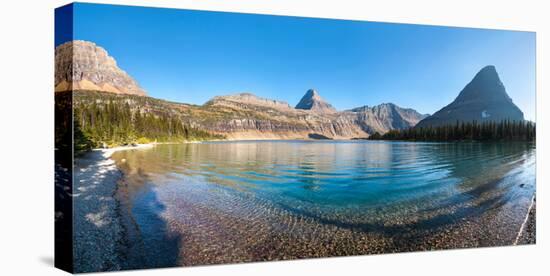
[72,97,224,149]
[369,120,535,142]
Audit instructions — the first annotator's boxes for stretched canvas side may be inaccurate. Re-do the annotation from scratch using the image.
[54,3,74,274]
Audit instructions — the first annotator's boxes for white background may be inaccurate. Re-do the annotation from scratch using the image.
[0,0,548,275]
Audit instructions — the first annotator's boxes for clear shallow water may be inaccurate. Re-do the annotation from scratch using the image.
[112,141,535,266]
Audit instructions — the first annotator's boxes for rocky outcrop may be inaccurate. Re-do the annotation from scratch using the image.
[416,66,524,128]
[295,89,337,113]
[55,40,146,96]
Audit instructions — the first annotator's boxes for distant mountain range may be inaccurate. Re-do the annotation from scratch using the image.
[202,92,427,139]
[56,40,526,140]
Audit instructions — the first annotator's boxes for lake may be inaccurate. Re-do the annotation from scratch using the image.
[111,140,535,267]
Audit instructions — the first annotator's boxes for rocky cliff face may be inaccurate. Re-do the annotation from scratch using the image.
[55,40,146,96]
[416,66,524,128]
[295,89,337,113]
[346,103,429,134]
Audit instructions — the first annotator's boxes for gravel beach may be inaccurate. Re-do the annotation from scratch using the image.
[73,145,153,273]
[516,197,536,245]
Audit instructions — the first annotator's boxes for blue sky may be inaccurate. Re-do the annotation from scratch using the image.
[60,3,536,121]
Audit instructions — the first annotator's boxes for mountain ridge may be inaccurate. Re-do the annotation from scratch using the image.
[68,89,426,140]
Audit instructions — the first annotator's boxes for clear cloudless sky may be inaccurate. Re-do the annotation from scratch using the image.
[60,3,536,121]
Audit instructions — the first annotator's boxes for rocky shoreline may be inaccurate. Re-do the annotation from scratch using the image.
[73,145,153,273]
[516,197,536,245]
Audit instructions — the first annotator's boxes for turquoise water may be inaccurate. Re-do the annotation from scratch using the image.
[112,141,535,266]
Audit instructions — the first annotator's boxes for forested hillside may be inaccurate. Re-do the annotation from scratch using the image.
[57,91,225,153]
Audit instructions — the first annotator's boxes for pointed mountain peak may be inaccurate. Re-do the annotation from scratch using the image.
[415,65,524,128]
[479,65,497,74]
[295,89,336,113]
[455,65,509,103]
[470,65,500,84]
[305,88,319,97]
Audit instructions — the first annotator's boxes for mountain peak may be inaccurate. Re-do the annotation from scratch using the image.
[471,65,500,85]
[55,40,147,96]
[454,65,510,104]
[295,89,336,113]
[479,65,497,74]
[416,65,523,128]
[305,88,319,97]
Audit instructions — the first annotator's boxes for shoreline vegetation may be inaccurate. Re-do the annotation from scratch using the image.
[72,95,225,154]
[75,127,537,154]
[367,120,535,142]
[75,121,536,154]
[55,90,535,156]
[53,91,225,156]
